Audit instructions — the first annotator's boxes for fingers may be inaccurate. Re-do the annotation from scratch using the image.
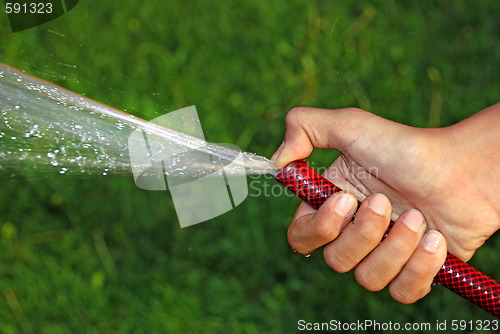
[354,209,427,291]
[323,193,392,273]
[350,207,447,304]
[288,192,358,255]
[289,189,447,304]
[388,231,447,304]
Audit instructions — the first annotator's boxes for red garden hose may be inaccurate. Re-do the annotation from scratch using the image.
[275,160,500,318]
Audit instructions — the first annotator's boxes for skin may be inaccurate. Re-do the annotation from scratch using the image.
[272,103,500,304]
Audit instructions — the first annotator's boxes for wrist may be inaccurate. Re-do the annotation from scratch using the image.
[446,104,500,231]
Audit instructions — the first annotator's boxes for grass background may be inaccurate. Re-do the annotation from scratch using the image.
[1,0,500,332]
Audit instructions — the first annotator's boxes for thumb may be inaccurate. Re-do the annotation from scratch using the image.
[272,107,375,168]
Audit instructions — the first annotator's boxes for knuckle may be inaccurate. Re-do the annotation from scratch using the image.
[405,260,431,280]
[285,107,306,125]
[385,239,414,260]
[323,248,354,273]
[389,284,429,304]
[355,220,385,245]
[389,285,415,304]
[312,216,338,241]
[355,265,385,292]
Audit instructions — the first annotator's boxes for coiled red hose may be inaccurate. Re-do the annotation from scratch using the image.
[275,160,500,318]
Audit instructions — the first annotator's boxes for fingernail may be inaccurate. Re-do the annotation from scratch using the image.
[422,231,442,253]
[402,209,424,233]
[333,193,357,217]
[368,194,389,216]
[271,141,285,163]
[273,143,292,169]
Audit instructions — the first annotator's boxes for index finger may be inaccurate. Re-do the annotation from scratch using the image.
[288,192,357,254]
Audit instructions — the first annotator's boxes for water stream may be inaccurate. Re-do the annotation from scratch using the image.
[0,63,278,180]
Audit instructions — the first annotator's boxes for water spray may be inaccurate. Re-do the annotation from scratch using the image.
[275,160,500,317]
[0,62,274,178]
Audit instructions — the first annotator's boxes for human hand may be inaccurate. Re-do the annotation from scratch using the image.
[272,105,500,303]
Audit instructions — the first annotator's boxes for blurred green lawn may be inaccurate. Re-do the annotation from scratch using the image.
[1,0,500,332]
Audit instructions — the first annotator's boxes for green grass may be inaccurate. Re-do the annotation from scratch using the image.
[1,0,500,332]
